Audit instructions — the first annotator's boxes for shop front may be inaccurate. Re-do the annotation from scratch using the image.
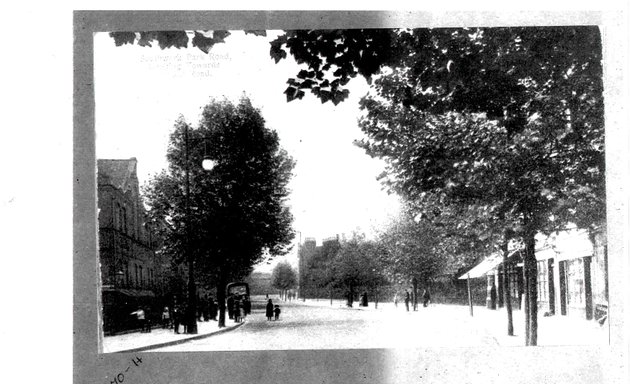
[101,287,158,335]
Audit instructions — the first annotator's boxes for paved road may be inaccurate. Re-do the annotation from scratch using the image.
[151,296,498,351]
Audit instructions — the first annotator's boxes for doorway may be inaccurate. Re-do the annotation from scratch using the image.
[558,260,568,316]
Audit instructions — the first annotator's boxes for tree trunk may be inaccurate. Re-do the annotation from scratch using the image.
[523,231,538,346]
[347,286,354,307]
[467,274,474,316]
[216,277,227,328]
[501,239,514,336]
[186,257,198,334]
[412,277,418,311]
[184,124,198,335]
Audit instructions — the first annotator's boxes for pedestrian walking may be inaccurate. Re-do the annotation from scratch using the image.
[131,307,149,333]
[361,292,368,307]
[274,304,281,320]
[182,306,189,333]
[422,288,431,308]
[227,295,235,320]
[233,299,241,323]
[202,297,210,322]
[162,306,171,329]
[182,303,190,333]
[209,298,218,321]
[346,291,353,307]
[173,305,182,334]
[266,299,274,321]
[404,290,410,311]
[243,297,251,316]
[394,293,398,308]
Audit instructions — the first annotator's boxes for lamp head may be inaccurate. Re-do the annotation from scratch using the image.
[202,158,216,171]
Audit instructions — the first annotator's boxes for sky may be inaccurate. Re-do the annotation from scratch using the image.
[94,31,401,271]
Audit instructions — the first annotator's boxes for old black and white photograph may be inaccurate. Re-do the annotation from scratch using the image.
[93,25,612,353]
[67,8,628,384]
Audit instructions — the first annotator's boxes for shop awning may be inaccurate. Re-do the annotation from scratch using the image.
[458,253,503,279]
[458,250,521,280]
[102,288,156,297]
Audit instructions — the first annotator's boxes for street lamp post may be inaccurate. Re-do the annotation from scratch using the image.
[296,231,306,302]
[115,270,124,288]
[184,124,216,334]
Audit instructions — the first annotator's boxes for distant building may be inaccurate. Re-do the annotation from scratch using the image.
[298,237,317,280]
[298,235,340,298]
[98,158,169,334]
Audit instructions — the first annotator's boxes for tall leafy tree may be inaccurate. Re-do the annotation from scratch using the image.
[271,261,298,299]
[356,27,604,345]
[406,194,517,334]
[328,233,383,307]
[145,97,295,328]
[377,209,450,310]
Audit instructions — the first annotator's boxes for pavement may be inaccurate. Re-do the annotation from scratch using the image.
[102,297,608,352]
[294,297,609,346]
[102,317,245,353]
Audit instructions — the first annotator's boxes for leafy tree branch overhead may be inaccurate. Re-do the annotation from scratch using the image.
[110,30,266,53]
[354,26,604,346]
[110,29,397,104]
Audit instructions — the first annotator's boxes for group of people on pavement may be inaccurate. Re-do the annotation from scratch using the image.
[227,294,251,323]
[396,289,431,311]
[265,297,281,321]
[130,294,284,334]
[164,303,192,334]
[129,296,221,335]
[349,288,431,310]
[198,297,219,322]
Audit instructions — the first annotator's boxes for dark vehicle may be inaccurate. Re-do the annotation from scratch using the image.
[227,282,250,315]
[227,282,250,299]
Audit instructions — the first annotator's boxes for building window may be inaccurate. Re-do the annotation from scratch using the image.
[506,264,520,298]
[537,260,548,302]
[122,207,128,235]
[134,207,139,239]
[116,203,122,230]
[567,258,585,306]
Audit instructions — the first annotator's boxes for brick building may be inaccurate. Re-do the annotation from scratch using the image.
[98,158,171,334]
[298,235,340,299]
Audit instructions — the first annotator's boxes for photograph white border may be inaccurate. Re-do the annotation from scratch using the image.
[74,10,629,384]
